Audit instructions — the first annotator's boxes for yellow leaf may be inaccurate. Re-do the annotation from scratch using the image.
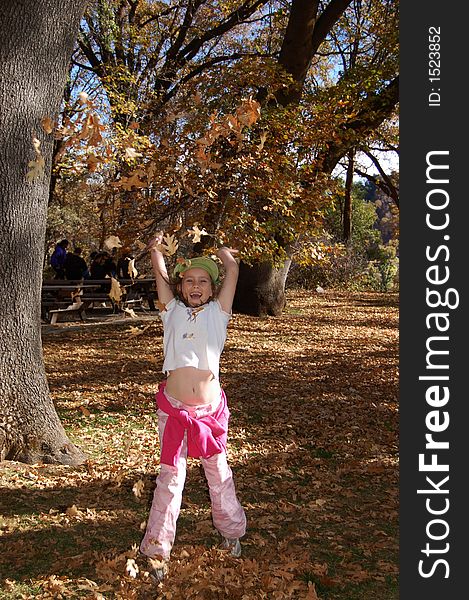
[128,258,138,279]
[108,277,123,302]
[187,225,208,243]
[160,233,178,256]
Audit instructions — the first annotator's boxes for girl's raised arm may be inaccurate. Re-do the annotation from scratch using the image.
[146,233,174,306]
[216,247,239,314]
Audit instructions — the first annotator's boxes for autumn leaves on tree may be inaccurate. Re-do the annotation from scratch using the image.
[45,0,398,315]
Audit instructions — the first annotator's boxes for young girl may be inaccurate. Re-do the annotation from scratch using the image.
[140,234,246,581]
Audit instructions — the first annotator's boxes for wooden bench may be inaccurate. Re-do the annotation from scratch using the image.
[41,278,157,319]
[49,302,87,325]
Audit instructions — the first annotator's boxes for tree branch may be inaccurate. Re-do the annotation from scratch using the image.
[317,76,399,174]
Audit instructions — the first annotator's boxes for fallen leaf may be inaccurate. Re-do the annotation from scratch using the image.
[79,405,91,417]
[132,479,145,498]
[126,558,139,578]
[66,505,80,517]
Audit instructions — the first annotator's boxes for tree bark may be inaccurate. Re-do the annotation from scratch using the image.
[237,0,353,315]
[0,0,88,464]
[233,260,292,317]
[343,150,354,242]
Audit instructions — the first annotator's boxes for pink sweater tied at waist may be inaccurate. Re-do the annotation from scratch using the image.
[156,382,229,467]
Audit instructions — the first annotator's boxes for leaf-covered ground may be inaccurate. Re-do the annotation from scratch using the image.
[0,290,398,599]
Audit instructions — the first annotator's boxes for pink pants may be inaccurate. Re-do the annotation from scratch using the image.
[140,392,246,559]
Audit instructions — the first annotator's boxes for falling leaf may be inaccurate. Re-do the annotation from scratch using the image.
[104,236,123,250]
[78,91,89,104]
[187,225,208,243]
[132,479,144,498]
[156,300,166,312]
[108,277,123,302]
[128,259,138,279]
[125,147,142,159]
[41,117,55,134]
[26,155,45,181]
[160,233,178,256]
[26,137,45,181]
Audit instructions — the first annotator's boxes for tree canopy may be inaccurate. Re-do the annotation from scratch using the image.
[47,0,399,267]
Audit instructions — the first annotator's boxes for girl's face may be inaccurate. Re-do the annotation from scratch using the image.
[180,268,213,307]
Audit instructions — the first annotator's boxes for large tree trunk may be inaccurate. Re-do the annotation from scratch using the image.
[0,0,88,464]
[343,150,354,242]
[235,0,353,316]
[233,260,292,317]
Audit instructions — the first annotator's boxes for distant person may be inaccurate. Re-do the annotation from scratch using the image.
[64,247,89,281]
[117,252,134,279]
[104,251,117,278]
[89,252,108,279]
[50,239,69,279]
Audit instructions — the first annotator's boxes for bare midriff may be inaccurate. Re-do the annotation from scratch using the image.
[165,366,220,406]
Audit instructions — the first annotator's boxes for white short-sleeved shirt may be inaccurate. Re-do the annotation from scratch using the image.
[160,298,231,381]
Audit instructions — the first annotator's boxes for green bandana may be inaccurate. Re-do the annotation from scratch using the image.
[173,256,220,285]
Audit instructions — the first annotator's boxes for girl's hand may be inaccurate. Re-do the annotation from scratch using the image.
[146,231,164,252]
[216,247,239,258]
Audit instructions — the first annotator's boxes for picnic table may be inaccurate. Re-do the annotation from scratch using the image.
[41,278,157,324]
[41,283,102,324]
